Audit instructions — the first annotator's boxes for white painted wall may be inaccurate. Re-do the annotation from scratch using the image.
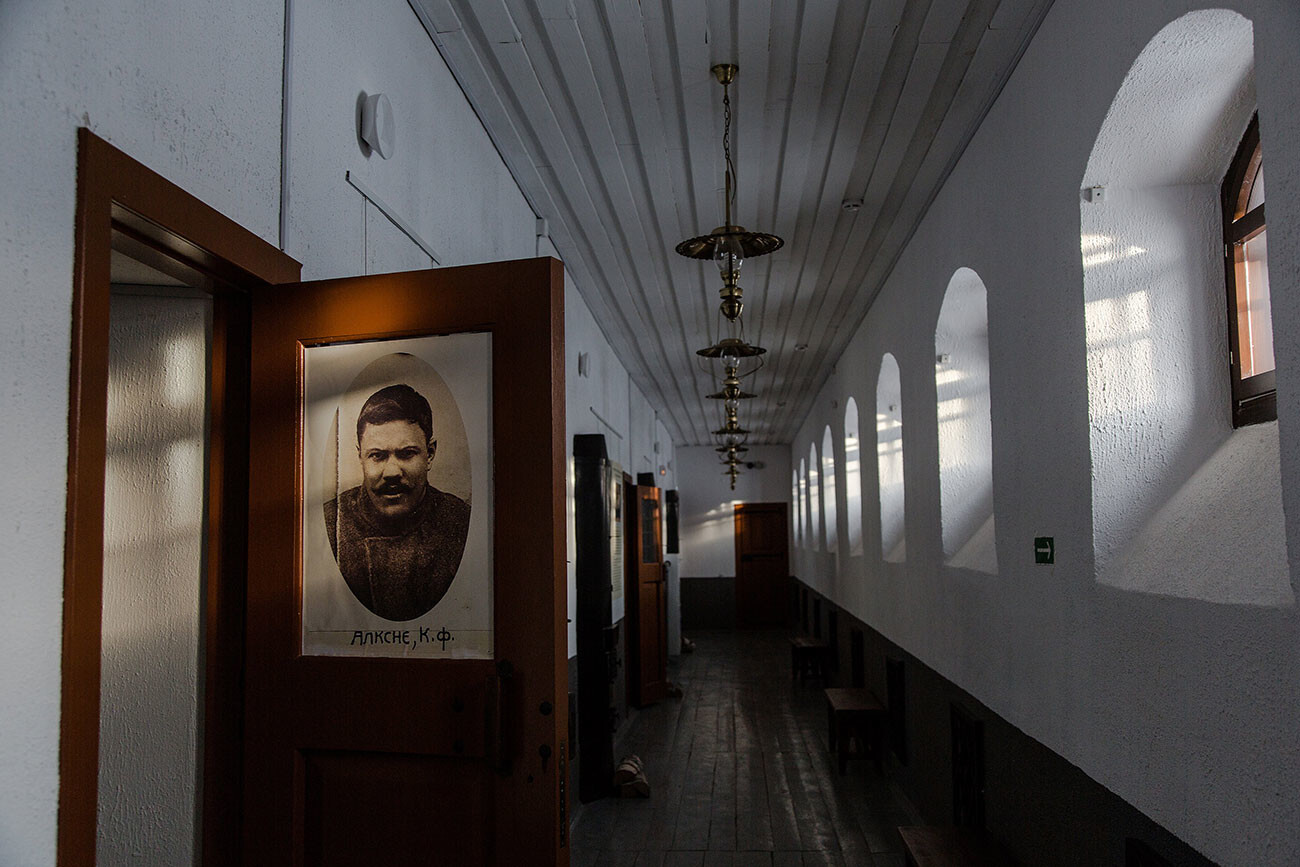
[843,397,864,558]
[821,427,838,554]
[935,268,997,574]
[98,292,210,865]
[677,445,792,578]
[286,0,535,278]
[0,0,282,860]
[789,1,1300,863]
[876,354,906,563]
[560,239,675,655]
[1081,10,1291,608]
[0,0,674,857]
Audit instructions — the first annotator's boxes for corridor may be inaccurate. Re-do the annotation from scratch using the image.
[571,630,912,866]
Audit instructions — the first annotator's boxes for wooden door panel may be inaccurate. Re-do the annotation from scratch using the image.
[244,258,567,865]
[627,485,667,706]
[302,751,492,866]
[735,503,790,627]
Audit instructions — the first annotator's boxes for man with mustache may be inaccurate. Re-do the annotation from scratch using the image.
[325,384,471,621]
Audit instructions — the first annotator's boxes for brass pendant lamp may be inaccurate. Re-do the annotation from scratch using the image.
[706,363,757,401]
[677,64,784,324]
[681,63,781,485]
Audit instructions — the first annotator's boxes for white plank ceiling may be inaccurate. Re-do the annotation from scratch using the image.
[414,0,1054,445]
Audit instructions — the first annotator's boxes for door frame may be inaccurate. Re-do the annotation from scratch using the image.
[62,129,301,865]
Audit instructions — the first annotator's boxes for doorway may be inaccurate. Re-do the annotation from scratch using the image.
[68,131,572,866]
[97,251,214,863]
[64,130,300,866]
[733,503,790,627]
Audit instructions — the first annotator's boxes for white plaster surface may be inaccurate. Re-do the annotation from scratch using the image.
[808,443,822,548]
[792,469,803,548]
[1113,422,1293,607]
[790,460,800,548]
[0,1,281,861]
[843,398,864,557]
[676,446,792,579]
[821,427,838,555]
[876,354,907,563]
[1082,10,1290,610]
[287,0,534,278]
[935,268,997,574]
[562,251,675,654]
[0,0,663,855]
[98,292,209,865]
[5,0,1300,861]
[789,2,1300,863]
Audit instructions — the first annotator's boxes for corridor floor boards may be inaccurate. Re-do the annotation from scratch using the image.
[570,630,912,866]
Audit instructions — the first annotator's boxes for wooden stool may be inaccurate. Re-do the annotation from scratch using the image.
[898,826,1008,866]
[789,636,831,683]
[823,687,887,774]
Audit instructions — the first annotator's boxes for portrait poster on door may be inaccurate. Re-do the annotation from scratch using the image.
[300,333,493,659]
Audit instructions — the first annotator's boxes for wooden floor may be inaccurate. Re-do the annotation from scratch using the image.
[570,629,914,866]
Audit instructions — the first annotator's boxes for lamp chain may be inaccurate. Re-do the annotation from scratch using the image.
[723,81,736,228]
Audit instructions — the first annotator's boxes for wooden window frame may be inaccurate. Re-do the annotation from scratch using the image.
[1222,114,1276,427]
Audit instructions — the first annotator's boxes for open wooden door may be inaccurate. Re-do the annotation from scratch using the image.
[242,258,568,865]
[735,503,790,627]
[626,484,668,707]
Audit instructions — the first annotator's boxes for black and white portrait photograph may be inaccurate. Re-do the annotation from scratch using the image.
[301,333,493,659]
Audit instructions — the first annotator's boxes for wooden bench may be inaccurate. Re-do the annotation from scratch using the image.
[789,636,831,683]
[898,826,1008,867]
[823,687,888,774]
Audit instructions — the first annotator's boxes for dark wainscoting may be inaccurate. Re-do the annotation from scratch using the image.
[681,576,736,630]
[792,577,1218,867]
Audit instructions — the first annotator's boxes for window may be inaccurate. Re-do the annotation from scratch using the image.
[844,398,863,557]
[808,444,821,550]
[792,470,801,546]
[936,269,997,574]
[798,459,807,547]
[1223,114,1275,426]
[822,426,837,554]
[877,354,906,563]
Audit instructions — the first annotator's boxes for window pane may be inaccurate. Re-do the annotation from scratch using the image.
[1235,228,1274,378]
[641,496,658,562]
[1246,163,1264,212]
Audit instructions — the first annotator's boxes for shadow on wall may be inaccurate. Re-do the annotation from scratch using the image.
[1081,8,1293,608]
[876,353,906,563]
[935,268,997,574]
[844,397,864,558]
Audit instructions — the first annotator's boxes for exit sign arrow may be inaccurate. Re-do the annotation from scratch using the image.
[1034,536,1055,564]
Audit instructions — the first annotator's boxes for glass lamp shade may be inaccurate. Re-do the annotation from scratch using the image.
[714,233,744,285]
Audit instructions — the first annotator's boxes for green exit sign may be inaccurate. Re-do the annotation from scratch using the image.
[1034,537,1055,564]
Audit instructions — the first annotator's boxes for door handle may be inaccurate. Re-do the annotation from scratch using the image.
[485,659,513,774]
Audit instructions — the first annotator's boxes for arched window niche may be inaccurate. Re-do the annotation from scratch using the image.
[935,269,997,574]
[844,398,864,557]
[798,459,807,549]
[792,469,801,548]
[822,426,838,555]
[876,354,906,563]
[1082,9,1292,606]
[808,443,822,550]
